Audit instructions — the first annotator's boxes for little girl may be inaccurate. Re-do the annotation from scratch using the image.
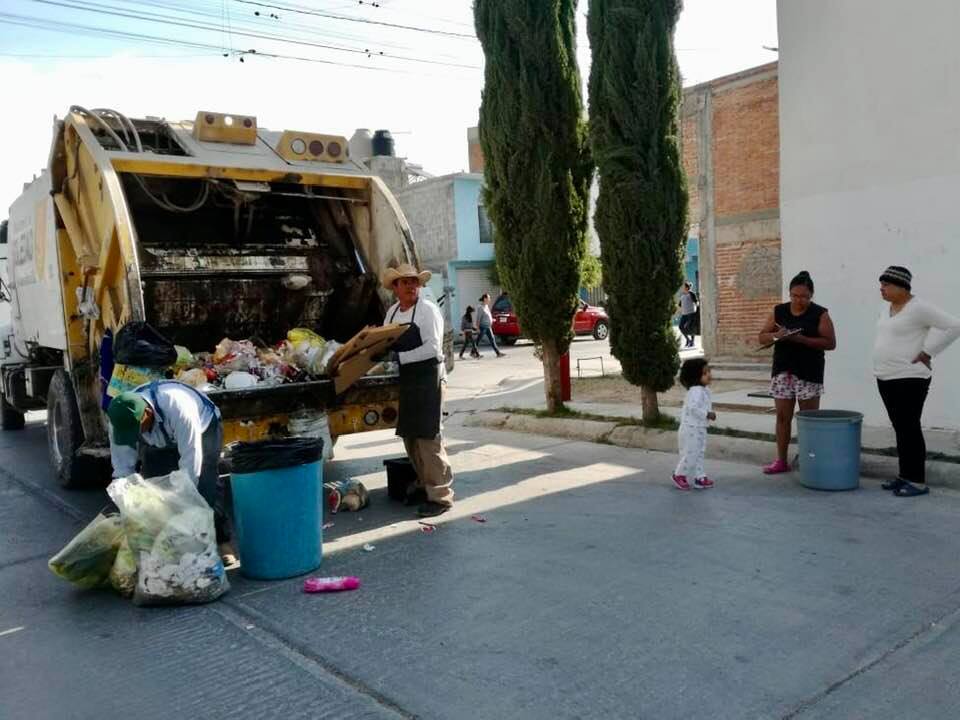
[672,357,717,491]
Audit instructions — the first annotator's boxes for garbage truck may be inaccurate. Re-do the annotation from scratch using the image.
[0,106,450,487]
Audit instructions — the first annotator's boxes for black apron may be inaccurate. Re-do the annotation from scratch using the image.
[388,301,443,439]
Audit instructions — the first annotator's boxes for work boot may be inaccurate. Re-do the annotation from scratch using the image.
[417,501,451,518]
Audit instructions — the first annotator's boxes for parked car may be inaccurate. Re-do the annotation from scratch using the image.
[491,295,610,345]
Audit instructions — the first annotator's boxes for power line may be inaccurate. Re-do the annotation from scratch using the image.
[233,0,477,39]
[107,0,463,60]
[27,0,480,68]
[0,12,414,73]
[0,51,222,58]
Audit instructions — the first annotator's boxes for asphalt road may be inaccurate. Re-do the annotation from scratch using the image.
[4,343,960,719]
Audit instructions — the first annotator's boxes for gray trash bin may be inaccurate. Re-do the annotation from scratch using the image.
[796,410,863,490]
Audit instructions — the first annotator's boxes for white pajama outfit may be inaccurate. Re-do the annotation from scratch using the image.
[675,386,712,479]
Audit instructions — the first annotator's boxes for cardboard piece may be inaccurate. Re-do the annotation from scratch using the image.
[329,324,408,395]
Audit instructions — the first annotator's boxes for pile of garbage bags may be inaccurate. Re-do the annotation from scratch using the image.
[173,328,343,392]
[48,471,230,606]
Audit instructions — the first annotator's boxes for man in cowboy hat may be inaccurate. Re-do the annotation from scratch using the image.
[382,263,454,518]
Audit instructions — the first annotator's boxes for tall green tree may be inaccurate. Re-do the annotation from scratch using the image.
[475,0,592,412]
[587,0,688,421]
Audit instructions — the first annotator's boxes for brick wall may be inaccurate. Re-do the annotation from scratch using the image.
[712,77,780,218]
[714,235,782,355]
[681,114,700,223]
[682,63,781,359]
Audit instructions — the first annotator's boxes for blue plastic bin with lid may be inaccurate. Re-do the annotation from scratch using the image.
[796,410,863,491]
[229,438,323,579]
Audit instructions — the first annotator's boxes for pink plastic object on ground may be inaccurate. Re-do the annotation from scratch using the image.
[303,576,361,593]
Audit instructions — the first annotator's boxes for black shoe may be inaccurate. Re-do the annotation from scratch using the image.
[882,477,906,492]
[417,501,451,518]
[403,487,428,507]
[894,482,930,497]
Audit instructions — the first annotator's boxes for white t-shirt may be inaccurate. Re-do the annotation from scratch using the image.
[680,386,712,429]
[873,297,960,381]
[110,383,217,483]
[385,297,445,366]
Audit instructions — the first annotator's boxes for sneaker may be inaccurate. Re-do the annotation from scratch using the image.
[881,477,906,492]
[693,477,715,489]
[672,474,691,491]
[893,481,930,497]
[417,501,452,518]
[763,459,791,475]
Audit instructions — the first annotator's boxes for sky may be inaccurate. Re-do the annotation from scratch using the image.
[0,0,778,214]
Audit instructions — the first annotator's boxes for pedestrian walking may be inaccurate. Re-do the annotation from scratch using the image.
[756,271,837,475]
[459,305,481,359]
[874,266,960,497]
[477,293,505,357]
[382,263,455,518]
[672,357,716,491]
[678,282,699,348]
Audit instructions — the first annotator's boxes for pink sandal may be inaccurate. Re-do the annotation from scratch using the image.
[763,459,791,475]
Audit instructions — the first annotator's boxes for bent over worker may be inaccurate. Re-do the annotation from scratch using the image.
[108,381,233,553]
[382,263,454,518]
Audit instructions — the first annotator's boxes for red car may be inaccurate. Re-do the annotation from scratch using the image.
[491,295,610,345]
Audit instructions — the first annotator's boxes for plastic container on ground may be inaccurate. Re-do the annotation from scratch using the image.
[229,438,324,580]
[384,457,416,501]
[796,410,863,491]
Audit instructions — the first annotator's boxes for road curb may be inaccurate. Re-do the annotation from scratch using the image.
[463,411,960,490]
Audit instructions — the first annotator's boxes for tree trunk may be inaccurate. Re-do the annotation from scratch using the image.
[641,386,659,424]
[542,339,564,413]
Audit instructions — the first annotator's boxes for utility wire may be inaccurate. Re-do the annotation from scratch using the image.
[0,12,417,73]
[233,0,477,39]
[27,0,480,68]
[107,0,462,58]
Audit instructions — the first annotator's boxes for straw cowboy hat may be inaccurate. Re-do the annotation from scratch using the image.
[381,263,432,290]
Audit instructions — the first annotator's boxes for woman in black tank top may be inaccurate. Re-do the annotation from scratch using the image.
[757,271,838,474]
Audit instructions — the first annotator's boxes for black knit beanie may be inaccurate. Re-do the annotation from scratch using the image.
[879,265,912,291]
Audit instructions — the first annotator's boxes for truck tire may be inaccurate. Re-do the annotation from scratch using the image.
[47,370,89,488]
[1,396,25,431]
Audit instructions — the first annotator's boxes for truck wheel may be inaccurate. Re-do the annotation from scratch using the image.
[47,370,88,488]
[1,396,25,431]
[592,321,610,341]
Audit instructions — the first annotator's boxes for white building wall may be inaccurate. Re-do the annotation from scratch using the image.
[778,0,960,428]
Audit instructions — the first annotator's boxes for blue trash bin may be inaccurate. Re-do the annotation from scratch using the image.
[796,410,863,491]
[229,438,324,580]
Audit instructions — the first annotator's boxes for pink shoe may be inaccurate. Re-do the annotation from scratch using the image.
[672,474,691,491]
[763,459,791,475]
[693,477,715,489]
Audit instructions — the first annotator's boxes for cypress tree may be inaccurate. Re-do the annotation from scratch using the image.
[475,0,593,412]
[587,0,688,421]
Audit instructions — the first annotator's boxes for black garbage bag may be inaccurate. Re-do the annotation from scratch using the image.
[228,438,324,474]
[113,322,178,368]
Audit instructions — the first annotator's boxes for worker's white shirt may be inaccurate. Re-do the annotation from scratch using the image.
[110,383,216,484]
[386,298,445,366]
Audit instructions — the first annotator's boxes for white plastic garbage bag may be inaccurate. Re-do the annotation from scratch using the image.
[107,471,229,606]
[288,410,334,461]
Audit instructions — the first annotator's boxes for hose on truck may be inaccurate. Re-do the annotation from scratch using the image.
[69,106,209,214]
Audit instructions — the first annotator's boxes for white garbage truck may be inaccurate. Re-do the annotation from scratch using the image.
[0,106,449,487]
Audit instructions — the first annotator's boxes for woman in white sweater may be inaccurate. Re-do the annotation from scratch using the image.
[874,266,960,497]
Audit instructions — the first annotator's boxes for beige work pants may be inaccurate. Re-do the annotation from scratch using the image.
[402,435,454,507]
